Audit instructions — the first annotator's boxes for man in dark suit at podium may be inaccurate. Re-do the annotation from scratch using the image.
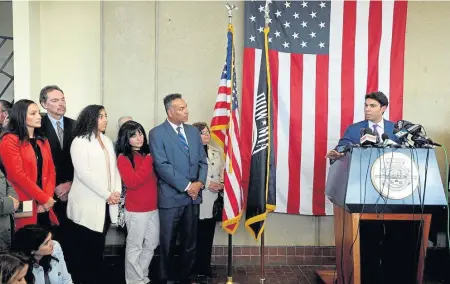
[326,91,398,159]
[39,85,75,247]
[326,91,419,284]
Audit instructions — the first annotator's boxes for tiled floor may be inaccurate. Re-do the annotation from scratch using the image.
[202,265,332,284]
[104,263,444,284]
[104,263,332,283]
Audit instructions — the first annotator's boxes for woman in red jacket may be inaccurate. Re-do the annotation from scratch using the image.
[0,99,57,230]
[115,120,158,284]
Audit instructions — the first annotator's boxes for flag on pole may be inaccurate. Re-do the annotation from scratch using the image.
[244,18,277,241]
[210,23,244,234]
[241,0,407,216]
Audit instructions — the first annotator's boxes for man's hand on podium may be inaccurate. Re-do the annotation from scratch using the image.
[326,149,344,160]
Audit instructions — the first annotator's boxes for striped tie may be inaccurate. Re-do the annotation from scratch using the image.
[177,126,189,151]
[56,121,64,149]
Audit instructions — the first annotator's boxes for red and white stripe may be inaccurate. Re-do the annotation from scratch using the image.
[210,51,244,232]
[241,0,407,215]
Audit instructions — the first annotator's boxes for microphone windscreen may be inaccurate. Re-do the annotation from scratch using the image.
[381,133,389,141]
[363,128,373,135]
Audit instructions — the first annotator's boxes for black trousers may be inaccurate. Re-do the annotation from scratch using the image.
[159,203,199,282]
[52,201,69,244]
[67,207,111,284]
[194,218,216,275]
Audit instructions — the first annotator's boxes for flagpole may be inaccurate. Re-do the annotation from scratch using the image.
[224,4,238,284]
[260,233,265,283]
[260,2,270,284]
[226,234,233,284]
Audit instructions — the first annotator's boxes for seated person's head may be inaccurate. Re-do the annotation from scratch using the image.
[0,252,29,284]
[11,225,57,276]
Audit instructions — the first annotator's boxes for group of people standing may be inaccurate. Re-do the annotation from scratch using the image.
[0,87,225,284]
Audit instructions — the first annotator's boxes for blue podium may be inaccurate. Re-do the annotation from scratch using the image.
[318,148,448,284]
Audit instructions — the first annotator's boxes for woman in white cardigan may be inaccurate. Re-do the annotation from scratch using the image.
[67,105,121,284]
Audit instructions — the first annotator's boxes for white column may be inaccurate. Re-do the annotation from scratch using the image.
[12,0,40,101]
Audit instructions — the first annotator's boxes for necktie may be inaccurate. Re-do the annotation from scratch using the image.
[373,124,381,143]
[177,126,189,151]
[56,121,64,149]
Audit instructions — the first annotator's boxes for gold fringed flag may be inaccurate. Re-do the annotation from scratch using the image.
[244,24,277,240]
[210,24,244,234]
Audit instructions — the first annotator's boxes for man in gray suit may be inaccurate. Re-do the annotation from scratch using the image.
[149,93,208,284]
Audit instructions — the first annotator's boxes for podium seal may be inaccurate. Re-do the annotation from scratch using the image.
[371,152,420,200]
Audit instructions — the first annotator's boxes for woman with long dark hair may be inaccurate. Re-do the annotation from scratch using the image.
[67,105,121,283]
[115,121,158,284]
[11,225,72,284]
[0,99,57,230]
[0,252,29,284]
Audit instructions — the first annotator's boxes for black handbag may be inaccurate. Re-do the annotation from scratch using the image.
[212,192,224,222]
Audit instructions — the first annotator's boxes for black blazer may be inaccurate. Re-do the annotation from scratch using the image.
[41,115,75,185]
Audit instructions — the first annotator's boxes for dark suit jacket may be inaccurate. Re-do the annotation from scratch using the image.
[337,119,400,147]
[149,120,208,209]
[41,115,75,186]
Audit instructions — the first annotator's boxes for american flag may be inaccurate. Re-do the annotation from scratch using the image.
[241,1,407,215]
[210,24,244,234]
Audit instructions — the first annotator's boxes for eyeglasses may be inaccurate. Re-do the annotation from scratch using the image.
[201,131,210,135]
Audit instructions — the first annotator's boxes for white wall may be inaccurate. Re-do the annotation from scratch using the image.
[0,0,14,102]
[102,1,156,135]
[39,1,101,118]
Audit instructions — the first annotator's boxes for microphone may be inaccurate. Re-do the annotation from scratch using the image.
[394,127,409,140]
[411,129,441,147]
[360,128,377,147]
[336,143,360,154]
[395,120,441,147]
[381,133,401,148]
[395,119,413,130]
[394,120,419,141]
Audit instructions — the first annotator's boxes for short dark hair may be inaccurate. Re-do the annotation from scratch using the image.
[2,99,46,142]
[73,104,105,140]
[39,85,64,105]
[163,93,182,114]
[192,122,209,133]
[0,100,12,112]
[365,91,389,107]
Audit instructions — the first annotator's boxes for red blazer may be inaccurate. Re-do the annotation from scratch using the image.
[0,134,58,230]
